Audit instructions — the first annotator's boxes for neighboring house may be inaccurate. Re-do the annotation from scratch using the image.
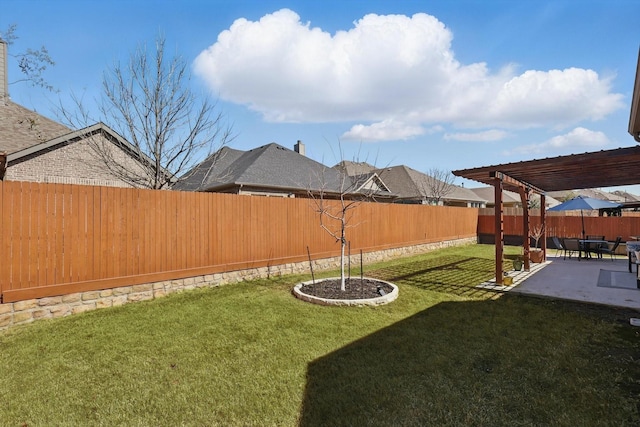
[339,163,486,208]
[174,142,393,200]
[471,186,560,209]
[611,190,640,203]
[0,40,160,188]
[547,188,627,204]
[334,160,377,176]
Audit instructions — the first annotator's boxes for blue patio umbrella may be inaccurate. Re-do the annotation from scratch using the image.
[548,196,622,239]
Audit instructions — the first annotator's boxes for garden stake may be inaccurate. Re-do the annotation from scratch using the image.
[306,246,315,284]
[360,249,363,284]
[348,241,351,279]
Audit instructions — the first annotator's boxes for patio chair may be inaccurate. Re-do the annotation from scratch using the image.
[551,236,565,257]
[597,236,622,261]
[562,238,581,260]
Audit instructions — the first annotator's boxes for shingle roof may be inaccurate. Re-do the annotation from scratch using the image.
[0,99,70,154]
[375,165,485,203]
[470,186,561,208]
[174,143,349,194]
[334,160,376,176]
[470,187,521,205]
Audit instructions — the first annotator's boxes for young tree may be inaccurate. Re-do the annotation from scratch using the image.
[309,171,360,291]
[59,34,232,189]
[309,154,387,291]
[1,24,56,92]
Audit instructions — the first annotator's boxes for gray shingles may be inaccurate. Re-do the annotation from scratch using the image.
[0,100,70,154]
[375,165,485,204]
[174,143,348,194]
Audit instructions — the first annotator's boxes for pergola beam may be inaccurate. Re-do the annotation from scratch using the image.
[490,171,544,195]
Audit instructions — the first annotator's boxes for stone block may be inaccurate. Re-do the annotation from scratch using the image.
[132,283,152,293]
[32,309,52,319]
[0,314,12,327]
[14,299,37,311]
[128,292,153,302]
[96,299,113,309]
[50,305,71,317]
[113,287,132,296]
[0,304,12,315]
[38,296,63,307]
[82,291,101,301]
[100,289,114,297]
[62,293,82,303]
[13,311,34,324]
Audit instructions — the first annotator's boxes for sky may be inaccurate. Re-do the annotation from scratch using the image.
[3,0,640,191]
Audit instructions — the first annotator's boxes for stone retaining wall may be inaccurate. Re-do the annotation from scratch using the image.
[0,237,476,332]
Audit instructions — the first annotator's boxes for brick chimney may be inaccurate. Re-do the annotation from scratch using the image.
[294,140,305,156]
[0,40,7,100]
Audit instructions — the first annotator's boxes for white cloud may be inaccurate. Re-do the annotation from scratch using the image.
[506,127,611,156]
[341,120,425,141]
[194,9,624,139]
[444,130,509,142]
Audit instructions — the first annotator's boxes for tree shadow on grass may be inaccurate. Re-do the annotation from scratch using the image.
[298,296,639,426]
[367,255,504,299]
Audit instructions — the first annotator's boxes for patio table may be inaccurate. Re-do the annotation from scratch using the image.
[578,239,608,259]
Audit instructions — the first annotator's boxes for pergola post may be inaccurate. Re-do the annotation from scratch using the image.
[519,188,530,271]
[494,177,504,284]
[541,194,547,261]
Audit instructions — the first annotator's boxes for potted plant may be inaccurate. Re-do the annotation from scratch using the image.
[529,223,545,263]
[512,256,523,271]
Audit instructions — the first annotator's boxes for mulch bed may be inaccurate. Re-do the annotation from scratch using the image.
[300,278,394,300]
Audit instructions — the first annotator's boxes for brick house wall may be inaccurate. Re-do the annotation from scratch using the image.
[6,133,152,188]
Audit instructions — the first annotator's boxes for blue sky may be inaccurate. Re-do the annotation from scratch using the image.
[3,0,640,191]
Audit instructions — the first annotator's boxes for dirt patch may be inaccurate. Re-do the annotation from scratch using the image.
[300,278,394,300]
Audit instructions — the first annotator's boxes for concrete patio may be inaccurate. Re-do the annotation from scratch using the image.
[479,254,640,310]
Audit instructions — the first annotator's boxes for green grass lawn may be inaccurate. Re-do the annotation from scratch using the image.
[1,244,639,426]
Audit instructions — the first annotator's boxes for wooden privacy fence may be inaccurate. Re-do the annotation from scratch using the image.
[1,181,478,302]
[478,212,640,242]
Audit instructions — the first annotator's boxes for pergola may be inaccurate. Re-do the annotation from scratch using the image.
[453,49,640,284]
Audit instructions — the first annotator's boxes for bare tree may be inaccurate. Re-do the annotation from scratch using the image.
[309,171,361,291]
[1,24,56,92]
[528,197,541,210]
[420,167,455,205]
[59,34,232,189]
[308,150,388,291]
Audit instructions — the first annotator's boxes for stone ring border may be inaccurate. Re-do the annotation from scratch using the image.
[293,277,399,306]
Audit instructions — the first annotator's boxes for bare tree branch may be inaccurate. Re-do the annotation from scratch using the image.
[56,33,233,189]
[419,167,455,205]
[1,24,56,92]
